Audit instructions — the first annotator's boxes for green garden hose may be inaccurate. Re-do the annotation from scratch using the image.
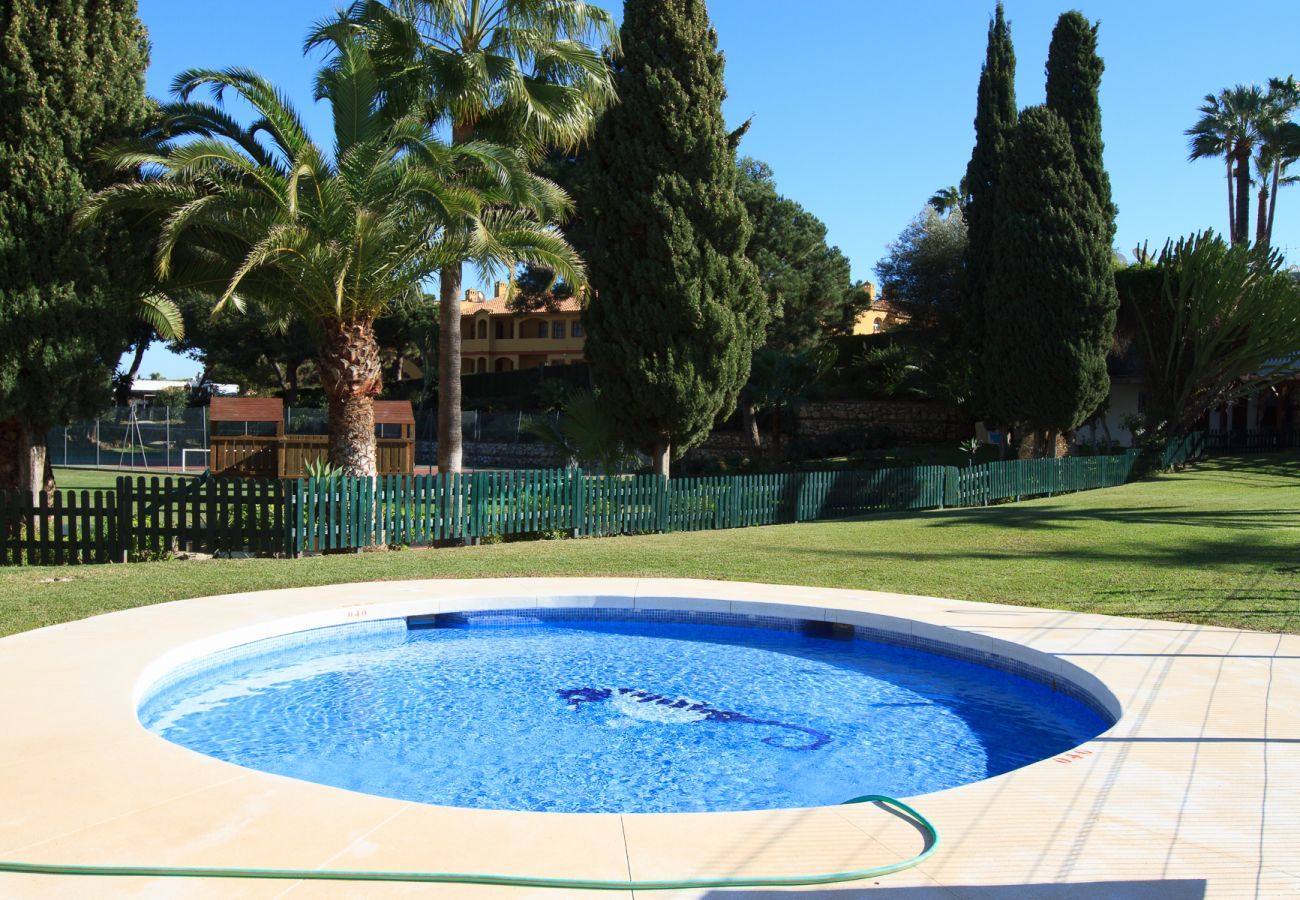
[0,794,937,890]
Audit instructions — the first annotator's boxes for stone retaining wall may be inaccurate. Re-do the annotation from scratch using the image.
[796,400,971,444]
[424,400,969,469]
[691,400,971,461]
[420,440,560,470]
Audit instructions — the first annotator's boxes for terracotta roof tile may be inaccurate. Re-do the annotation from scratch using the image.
[462,297,582,316]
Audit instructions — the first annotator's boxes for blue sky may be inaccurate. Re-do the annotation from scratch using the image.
[132,0,1299,378]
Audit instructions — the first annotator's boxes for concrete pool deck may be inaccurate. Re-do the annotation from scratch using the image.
[0,577,1296,898]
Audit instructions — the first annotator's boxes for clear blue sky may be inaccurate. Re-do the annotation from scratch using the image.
[132,0,1299,378]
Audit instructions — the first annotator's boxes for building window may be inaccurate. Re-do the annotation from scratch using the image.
[476,319,487,340]
[495,320,507,339]
[572,320,583,338]
[552,321,565,339]
[872,320,881,333]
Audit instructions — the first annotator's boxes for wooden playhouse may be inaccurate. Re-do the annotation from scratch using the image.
[209,397,415,478]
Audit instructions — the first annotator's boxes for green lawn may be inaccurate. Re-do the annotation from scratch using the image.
[5,454,1297,638]
[53,466,192,492]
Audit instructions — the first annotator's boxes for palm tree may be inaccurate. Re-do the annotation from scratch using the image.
[1256,76,1300,250]
[308,0,619,474]
[523,389,638,474]
[1187,85,1268,246]
[927,185,962,217]
[80,31,581,475]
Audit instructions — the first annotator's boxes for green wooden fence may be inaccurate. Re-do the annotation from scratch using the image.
[0,475,285,565]
[1165,431,1209,465]
[0,433,1209,566]
[280,454,1155,554]
[0,488,119,566]
[1204,430,1299,454]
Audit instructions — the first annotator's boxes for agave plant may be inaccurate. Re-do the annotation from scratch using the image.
[303,457,345,480]
[79,30,581,476]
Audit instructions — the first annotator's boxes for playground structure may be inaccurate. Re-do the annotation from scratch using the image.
[209,397,415,478]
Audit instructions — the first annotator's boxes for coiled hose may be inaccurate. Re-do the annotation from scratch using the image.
[0,794,937,890]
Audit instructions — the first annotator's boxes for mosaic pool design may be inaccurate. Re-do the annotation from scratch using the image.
[139,608,1111,813]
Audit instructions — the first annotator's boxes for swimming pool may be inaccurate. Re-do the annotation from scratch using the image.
[139,607,1111,814]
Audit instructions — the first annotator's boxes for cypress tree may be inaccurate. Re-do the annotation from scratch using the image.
[983,106,1117,452]
[962,3,1016,417]
[1045,10,1116,246]
[0,0,153,496]
[580,0,765,476]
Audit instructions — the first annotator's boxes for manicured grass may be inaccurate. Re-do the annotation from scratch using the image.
[52,466,192,492]
[4,454,1297,638]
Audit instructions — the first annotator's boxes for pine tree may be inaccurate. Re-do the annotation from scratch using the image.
[983,106,1117,452]
[962,3,1017,418]
[0,0,153,496]
[580,0,765,476]
[736,158,858,352]
[1045,10,1116,246]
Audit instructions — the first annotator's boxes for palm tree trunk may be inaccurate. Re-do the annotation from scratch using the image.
[1233,149,1251,246]
[285,362,300,406]
[1266,160,1282,246]
[437,120,475,475]
[1226,156,1235,240]
[769,408,784,462]
[740,391,761,452]
[437,261,463,473]
[1256,180,1270,248]
[114,338,149,407]
[267,357,290,400]
[651,440,671,477]
[318,317,382,477]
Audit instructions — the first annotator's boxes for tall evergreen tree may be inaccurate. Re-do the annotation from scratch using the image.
[983,106,1117,453]
[1045,10,1116,246]
[962,3,1016,416]
[0,0,153,498]
[581,0,765,476]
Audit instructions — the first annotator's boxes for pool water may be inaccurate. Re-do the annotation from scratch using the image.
[140,613,1110,813]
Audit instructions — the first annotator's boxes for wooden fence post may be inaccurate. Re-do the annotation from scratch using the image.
[569,469,584,537]
[115,476,131,563]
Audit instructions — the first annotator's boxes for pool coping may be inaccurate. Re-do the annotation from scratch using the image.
[1,577,1298,897]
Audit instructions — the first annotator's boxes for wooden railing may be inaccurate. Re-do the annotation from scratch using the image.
[211,434,413,478]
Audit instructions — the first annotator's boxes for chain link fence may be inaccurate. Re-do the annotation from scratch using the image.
[47,406,210,470]
[48,405,559,471]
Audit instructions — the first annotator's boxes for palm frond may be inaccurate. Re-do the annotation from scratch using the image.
[137,292,186,341]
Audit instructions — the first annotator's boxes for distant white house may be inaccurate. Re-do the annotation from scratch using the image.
[1083,351,1300,448]
[127,378,238,405]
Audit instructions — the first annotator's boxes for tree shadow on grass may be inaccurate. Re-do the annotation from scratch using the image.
[780,534,1296,573]
[914,504,1300,532]
[777,539,1300,630]
[1192,452,1300,479]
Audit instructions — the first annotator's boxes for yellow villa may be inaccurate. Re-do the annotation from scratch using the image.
[460,282,585,373]
[852,281,907,335]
